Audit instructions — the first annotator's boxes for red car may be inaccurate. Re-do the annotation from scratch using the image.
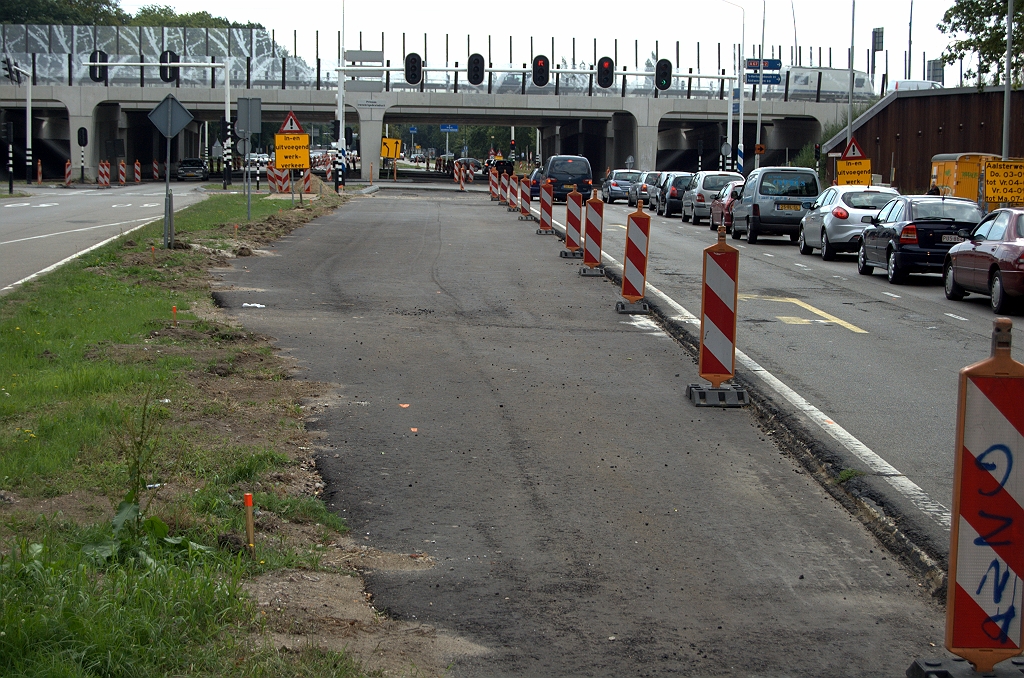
[709,181,744,232]
[944,207,1024,313]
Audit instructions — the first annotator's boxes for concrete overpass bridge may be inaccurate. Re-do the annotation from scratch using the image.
[1,23,849,181]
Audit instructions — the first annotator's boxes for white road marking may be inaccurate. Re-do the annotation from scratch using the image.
[141,203,159,208]
[35,203,59,208]
[945,313,969,321]
[794,263,808,268]
[537,205,951,529]
[111,204,132,208]
[4,203,31,208]
[762,253,775,257]
[0,217,156,246]
[883,292,901,298]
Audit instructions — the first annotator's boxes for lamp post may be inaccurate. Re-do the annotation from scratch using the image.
[1003,0,1014,160]
[847,1,856,151]
[720,0,746,174]
[755,0,766,169]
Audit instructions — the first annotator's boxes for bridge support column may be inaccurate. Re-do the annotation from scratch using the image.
[68,113,98,182]
[637,125,658,173]
[357,104,384,182]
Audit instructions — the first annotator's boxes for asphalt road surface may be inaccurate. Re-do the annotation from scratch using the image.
[212,191,946,676]
[0,184,207,292]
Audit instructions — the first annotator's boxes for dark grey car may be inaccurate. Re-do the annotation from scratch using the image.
[602,169,641,204]
[628,171,661,207]
[731,167,821,243]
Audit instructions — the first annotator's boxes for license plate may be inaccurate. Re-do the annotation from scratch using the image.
[942,234,966,243]
[563,184,575,190]
[776,203,800,211]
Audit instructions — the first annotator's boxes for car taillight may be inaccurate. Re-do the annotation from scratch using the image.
[831,206,850,220]
[545,178,554,185]
[642,183,648,191]
[670,186,678,197]
[697,193,705,203]
[753,204,760,217]
[532,179,538,186]
[900,224,918,244]
[611,180,618,187]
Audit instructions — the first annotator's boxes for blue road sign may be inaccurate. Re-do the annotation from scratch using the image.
[746,72,782,85]
[746,58,783,71]
[440,124,459,133]
[409,126,418,134]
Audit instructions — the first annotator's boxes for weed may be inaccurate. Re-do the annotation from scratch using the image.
[837,468,866,484]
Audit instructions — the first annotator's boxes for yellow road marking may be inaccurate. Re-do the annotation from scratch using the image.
[739,294,868,334]
[777,316,813,325]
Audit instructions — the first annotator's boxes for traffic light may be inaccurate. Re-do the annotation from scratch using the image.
[404,52,422,85]
[532,55,550,87]
[467,53,485,86]
[345,126,354,149]
[509,139,516,153]
[655,58,673,91]
[77,127,88,147]
[596,57,614,88]
[2,56,21,85]
[332,120,341,142]
[159,50,179,83]
[218,117,228,144]
[89,50,107,83]
[814,144,821,161]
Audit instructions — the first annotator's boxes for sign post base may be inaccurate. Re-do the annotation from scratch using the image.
[907,657,1024,677]
[686,383,750,408]
[579,265,605,277]
[559,249,584,259]
[615,300,650,314]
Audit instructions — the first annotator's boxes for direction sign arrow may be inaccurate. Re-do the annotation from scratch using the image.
[148,94,193,139]
[746,58,783,71]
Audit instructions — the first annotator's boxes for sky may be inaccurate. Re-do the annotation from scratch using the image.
[119,0,966,83]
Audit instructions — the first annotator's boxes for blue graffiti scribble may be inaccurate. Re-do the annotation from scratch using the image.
[974,511,1014,548]
[980,576,1019,644]
[977,560,1012,604]
[977,444,1013,497]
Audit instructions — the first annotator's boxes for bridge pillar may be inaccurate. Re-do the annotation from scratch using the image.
[357,104,385,182]
[68,113,98,182]
[637,125,658,173]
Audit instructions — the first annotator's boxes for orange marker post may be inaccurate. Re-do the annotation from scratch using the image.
[172,305,177,327]
[244,492,255,554]
[580,190,605,276]
[616,201,651,313]
[561,189,584,258]
[36,159,42,184]
[945,319,1024,672]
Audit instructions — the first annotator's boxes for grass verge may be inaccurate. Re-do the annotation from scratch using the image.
[0,186,377,676]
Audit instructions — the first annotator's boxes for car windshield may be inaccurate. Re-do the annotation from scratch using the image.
[758,172,818,197]
[702,174,738,191]
[645,172,661,184]
[842,191,895,209]
[550,159,590,177]
[180,159,204,167]
[911,200,982,222]
[672,176,690,188]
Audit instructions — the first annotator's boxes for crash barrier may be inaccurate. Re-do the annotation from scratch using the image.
[561,189,584,258]
[489,169,498,200]
[518,178,537,221]
[134,160,141,184]
[64,159,72,186]
[98,161,110,188]
[118,161,126,186]
[537,183,555,235]
[499,172,509,205]
[616,202,650,313]
[581,190,604,275]
[506,174,519,212]
[152,158,159,181]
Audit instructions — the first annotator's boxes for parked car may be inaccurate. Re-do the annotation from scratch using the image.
[731,166,821,243]
[628,171,661,207]
[602,169,641,204]
[539,155,593,202]
[176,158,209,181]
[681,171,744,224]
[857,195,983,284]
[709,181,744,231]
[492,159,514,178]
[797,186,899,260]
[457,157,482,174]
[659,173,694,217]
[944,208,1024,313]
[648,172,676,214]
[527,167,543,200]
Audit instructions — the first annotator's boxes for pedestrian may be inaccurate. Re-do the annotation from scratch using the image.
[926,182,940,195]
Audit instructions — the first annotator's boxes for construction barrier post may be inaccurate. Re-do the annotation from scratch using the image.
[939,318,1024,672]
[153,158,159,181]
[64,159,72,187]
[506,174,519,212]
[686,223,749,407]
[36,159,42,184]
[459,164,466,192]
[616,201,651,314]
[518,178,537,221]
[537,183,555,235]
[499,171,509,205]
[134,160,141,184]
[118,160,126,186]
[580,190,605,275]
[303,169,312,194]
[98,160,110,188]
[369,163,373,186]
[561,189,585,258]
[489,169,499,201]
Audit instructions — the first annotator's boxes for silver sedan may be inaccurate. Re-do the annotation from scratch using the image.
[798,186,899,260]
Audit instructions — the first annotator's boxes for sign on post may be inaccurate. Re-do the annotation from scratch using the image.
[440,124,459,133]
[380,138,402,159]
[147,94,193,249]
[984,161,1024,204]
[746,58,783,71]
[837,159,872,185]
[274,112,309,170]
[236,97,262,137]
[946,319,1024,672]
[745,73,782,85]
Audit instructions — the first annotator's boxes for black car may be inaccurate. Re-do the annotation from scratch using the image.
[539,155,593,202]
[659,173,694,217]
[492,160,514,178]
[176,158,209,181]
[858,196,983,284]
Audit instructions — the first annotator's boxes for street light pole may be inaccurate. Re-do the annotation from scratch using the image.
[720,0,745,174]
[847,1,856,151]
[755,0,766,169]
[336,0,347,189]
[1003,0,1014,160]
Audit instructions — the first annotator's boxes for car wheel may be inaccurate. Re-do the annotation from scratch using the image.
[682,205,691,222]
[657,200,664,216]
[693,211,702,225]
[857,243,874,275]
[886,249,906,284]
[944,262,966,301]
[991,271,1014,314]
[797,228,813,255]
[731,223,742,239]
[820,230,836,261]
[745,219,758,244]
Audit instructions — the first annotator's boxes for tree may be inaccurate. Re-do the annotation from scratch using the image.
[2,0,129,25]
[939,0,1024,87]
[129,4,263,28]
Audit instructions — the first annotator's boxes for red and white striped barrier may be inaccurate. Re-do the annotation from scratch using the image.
[581,190,604,275]
[303,169,312,193]
[98,161,110,188]
[458,164,466,192]
[453,163,461,184]
[134,160,141,184]
[506,174,519,212]
[698,233,739,387]
[118,160,126,186]
[537,183,555,235]
[561,189,584,258]
[945,319,1024,671]
[499,172,509,205]
[64,159,72,187]
[153,159,159,181]
[489,169,499,200]
[518,177,536,221]
[616,204,651,313]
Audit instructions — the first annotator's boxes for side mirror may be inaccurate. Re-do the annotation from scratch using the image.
[861,215,876,224]
[801,201,813,209]
[730,191,740,199]
[957,229,972,239]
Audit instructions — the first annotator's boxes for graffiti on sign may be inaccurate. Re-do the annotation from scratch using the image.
[985,161,1024,203]
[837,159,872,186]
[274,133,310,170]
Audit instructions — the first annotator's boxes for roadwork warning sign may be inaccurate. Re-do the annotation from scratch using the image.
[837,159,872,186]
[274,133,310,170]
[984,161,1024,203]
